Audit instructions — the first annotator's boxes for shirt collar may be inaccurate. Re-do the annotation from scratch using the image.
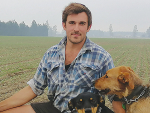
[58,36,67,48]
[82,37,93,52]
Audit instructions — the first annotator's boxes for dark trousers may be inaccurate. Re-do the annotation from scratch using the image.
[31,101,61,113]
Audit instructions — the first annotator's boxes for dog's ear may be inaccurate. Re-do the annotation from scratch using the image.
[97,94,105,105]
[118,72,134,89]
[68,99,75,111]
[120,66,135,74]
[99,95,105,105]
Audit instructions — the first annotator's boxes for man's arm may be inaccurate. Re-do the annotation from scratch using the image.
[0,86,36,112]
[112,101,125,113]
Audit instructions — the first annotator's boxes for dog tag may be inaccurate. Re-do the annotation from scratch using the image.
[122,104,126,110]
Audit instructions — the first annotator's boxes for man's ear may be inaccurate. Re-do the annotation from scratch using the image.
[87,25,92,32]
[118,72,134,89]
[62,22,66,31]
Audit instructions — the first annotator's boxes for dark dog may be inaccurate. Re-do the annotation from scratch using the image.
[68,92,114,113]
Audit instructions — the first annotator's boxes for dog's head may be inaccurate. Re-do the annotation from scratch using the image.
[68,92,105,113]
[94,66,142,98]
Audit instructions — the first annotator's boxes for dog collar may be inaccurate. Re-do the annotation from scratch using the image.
[123,85,147,105]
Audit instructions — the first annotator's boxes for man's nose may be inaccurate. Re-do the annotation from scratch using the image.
[74,24,79,31]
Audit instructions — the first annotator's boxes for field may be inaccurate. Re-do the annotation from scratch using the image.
[0,36,150,108]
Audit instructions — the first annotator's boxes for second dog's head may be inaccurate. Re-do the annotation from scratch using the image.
[94,66,143,98]
[68,92,105,113]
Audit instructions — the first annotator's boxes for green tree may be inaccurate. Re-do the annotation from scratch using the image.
[109,24,113,37]
[52,25,57,36]
[30,20,38,36]
[133,25,138,38]
[0,21,6,35]
[19,21,29,36]
[146,27,150,38]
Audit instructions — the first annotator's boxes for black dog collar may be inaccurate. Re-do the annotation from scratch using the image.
[123,85,147,105]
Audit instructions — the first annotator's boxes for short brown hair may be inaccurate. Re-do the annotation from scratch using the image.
[62,3,92,27]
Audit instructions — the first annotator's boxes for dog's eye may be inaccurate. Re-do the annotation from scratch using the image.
[90,98,97,104]
[105,75,108,78]
[77,99,83,106]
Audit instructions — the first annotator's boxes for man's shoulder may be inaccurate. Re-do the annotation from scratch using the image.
[42,44,60,61]
[89,40,107,53]
[46,37,66,53]
[45,44,61,55]
[47,44,59,51]
[86,38,111,59]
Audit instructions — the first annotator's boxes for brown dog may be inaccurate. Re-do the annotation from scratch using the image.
[94,66,150,113]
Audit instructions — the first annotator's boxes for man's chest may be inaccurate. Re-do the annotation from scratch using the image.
[65,51,79,65]
[47,60,100,88]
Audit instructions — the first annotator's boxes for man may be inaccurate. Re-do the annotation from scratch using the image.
[0,3,125,113]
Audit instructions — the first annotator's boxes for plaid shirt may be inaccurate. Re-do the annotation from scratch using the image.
[27,37,114,112]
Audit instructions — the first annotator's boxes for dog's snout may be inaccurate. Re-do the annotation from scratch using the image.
[85,108,92,113]
[85,111,92,113]
[93,80,98,86]
[85,110,92,113]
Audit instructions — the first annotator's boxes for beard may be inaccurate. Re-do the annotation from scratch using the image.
[68,31,86,44]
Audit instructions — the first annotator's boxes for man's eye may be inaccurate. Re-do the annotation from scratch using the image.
[80,22,85,25]
[69,21,75,24]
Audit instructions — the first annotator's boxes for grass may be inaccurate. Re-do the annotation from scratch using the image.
[0,36,150,108]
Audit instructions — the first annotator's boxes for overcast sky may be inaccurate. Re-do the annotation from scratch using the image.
[0,0,150,32]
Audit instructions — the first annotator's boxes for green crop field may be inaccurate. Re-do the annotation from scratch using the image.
[0,36,150,109]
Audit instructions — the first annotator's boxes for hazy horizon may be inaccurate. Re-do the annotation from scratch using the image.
[0,0,150,32]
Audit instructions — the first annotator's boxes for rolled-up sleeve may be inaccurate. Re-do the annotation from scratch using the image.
[27,53,48,96]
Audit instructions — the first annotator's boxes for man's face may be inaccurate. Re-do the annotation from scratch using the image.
[62,12,91,44]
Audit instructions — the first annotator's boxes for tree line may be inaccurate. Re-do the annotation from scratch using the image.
[106,24,150,38]
[0,20,49,36]
[0,20,150,38]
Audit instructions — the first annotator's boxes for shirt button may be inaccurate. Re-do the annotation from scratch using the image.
[83,72,86,75]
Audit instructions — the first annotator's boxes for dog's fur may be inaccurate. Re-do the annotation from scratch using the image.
[68,92,114,113]
[94,66,150,113]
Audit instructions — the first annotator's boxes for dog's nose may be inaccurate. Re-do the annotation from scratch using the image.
[85,108,92,113]
[85,110,92,113]
[85,111,92,113]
